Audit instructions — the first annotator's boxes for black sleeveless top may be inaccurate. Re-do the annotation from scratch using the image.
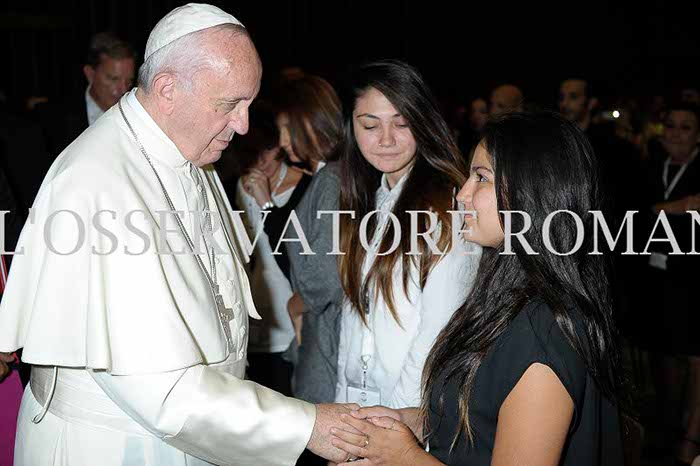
[262,173,313,280]
[427,300,623,466]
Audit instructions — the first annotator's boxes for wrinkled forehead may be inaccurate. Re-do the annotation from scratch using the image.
[197,32,262,96]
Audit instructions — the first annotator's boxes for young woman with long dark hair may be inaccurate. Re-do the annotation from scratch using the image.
[335,60,481,410]
[331,112,626,466]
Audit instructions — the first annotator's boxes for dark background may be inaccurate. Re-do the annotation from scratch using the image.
[1,0,698,110]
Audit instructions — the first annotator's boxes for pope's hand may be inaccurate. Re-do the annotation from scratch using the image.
[307,403,362,463]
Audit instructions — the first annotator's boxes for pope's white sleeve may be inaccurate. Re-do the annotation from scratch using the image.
[387,241,480,409]
[90,364,316,466]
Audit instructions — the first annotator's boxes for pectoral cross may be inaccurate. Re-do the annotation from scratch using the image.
[214,286,235,352]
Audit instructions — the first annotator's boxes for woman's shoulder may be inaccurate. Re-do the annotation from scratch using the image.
[305,162,342,196]
[484,298,589,409]
[502,299,585,363]
[315,161,342,182]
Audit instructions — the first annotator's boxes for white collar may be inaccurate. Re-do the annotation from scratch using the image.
[85,86,104,126]
[378,169,410,195]
[122,89,189,169]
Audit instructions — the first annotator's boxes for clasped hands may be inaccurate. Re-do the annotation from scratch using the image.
[308,404,424,466]
[241,168,273,209]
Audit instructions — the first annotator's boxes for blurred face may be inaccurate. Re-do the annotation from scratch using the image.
[171,32,262,167]
[469,98,488,132]
[84,55,135,111]
[276,112,298,162]
[255,147,282,178]
[489,85,523,116]
[681,88,700,105]
[353,87,417,187]
[662,110,700,160]
[559,80,590,124]
[559,79,588,122]
[456,143,503,248]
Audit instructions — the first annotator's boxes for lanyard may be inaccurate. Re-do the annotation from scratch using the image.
[663,148,698,200]
[360,288,374,389]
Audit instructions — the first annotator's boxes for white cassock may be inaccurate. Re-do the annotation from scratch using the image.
[0,89,316,466]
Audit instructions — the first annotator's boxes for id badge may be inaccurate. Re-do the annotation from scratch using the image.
[649,252,668,271]
[347,384,381,407]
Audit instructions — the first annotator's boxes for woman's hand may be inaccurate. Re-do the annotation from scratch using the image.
[242,168,273,208]
[331,413,426,466]
[350,406,423,439]
[0,352,16,382]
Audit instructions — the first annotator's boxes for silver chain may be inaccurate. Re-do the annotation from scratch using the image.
[118,100,217,292]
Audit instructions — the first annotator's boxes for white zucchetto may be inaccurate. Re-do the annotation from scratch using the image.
[144,3,244,61]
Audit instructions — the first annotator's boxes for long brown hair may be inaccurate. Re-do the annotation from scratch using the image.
[274,74,343,164]
[338,60,466,324]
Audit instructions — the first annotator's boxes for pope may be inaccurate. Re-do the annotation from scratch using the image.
[0,4,356,466]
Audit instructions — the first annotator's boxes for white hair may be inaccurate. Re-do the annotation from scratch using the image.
[137,23,246,94]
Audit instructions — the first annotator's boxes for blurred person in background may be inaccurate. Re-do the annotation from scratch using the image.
[559,77,648,331]
[638,101,700,465]
[6,33,137,218]
[0,163,24,466]
[233,102,307,396]
[457,96,489,157]
[268,74,345,407]
[34,32,136,156]
[276,73,344,466]
[489,83,523,116]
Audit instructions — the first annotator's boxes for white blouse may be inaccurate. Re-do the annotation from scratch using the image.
[335,173,482,408]
[236,175,297,353]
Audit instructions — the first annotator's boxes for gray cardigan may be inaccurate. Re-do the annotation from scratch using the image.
[285,162,344,403]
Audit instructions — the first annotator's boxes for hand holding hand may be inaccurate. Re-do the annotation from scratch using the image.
[350,406,423,438]
[307,403,362,463]
[331,414,424,466]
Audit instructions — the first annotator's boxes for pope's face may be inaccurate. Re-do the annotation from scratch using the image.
[174,32,262,167]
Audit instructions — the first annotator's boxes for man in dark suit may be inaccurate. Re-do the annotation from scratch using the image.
[559,77,648,328]
[33,32,136,157]
[5,32,136,213]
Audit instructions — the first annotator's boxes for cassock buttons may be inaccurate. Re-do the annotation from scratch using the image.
[226,278,234,287]
[239,326,245,339]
